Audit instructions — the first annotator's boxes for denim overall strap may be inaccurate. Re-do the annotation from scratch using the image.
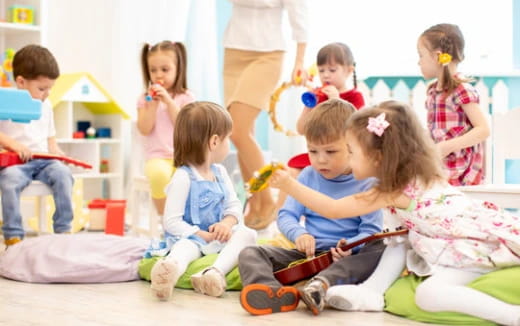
[179,165,202,226]
[211,164,228,203]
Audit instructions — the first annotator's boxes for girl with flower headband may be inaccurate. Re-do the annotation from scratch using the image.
[269,101,520,324]
[137,40,195,216]
[418,23,490,186]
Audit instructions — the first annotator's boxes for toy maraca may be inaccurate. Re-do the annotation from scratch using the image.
[245,162,283,194]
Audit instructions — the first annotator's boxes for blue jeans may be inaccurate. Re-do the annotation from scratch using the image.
[0,159,74,239]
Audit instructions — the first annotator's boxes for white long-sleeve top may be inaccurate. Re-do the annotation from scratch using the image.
[162,164,243,238]
[223,0,309,52]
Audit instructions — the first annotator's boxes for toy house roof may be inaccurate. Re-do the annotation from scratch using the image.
[48,72,130,119]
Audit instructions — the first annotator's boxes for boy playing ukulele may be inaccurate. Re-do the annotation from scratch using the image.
[238,99,384,315]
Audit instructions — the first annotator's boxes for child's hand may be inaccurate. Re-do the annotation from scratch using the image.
[295,233,316,258]
[436,141,452,158]
[209,220,233,242]
[48,144,65,157]
[150,84,174,105]
[321,85,340,100]
[50,148,65,156]
[12,143,32,162]
[292,66,308,86]
[197,230,215,243]
[269,166,293,191]
[331,238,352,262]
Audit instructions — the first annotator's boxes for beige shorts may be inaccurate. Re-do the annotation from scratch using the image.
[223,48,284,111]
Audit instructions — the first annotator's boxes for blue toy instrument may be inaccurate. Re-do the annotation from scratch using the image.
[0,88,42,123]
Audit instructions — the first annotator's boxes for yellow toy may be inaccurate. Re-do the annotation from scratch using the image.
[294,63,318,84]
[1,48,15,87]
[8,5,34,25]
[269,64,317,136]
[245,162,283,193]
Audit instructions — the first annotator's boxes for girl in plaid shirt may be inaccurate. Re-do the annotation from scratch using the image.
[417,23,490,186]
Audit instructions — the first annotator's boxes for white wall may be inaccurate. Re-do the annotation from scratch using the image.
[292,0,514,79]
[46,0,118,101]
[46,0,515,119]
[46,0,216,120]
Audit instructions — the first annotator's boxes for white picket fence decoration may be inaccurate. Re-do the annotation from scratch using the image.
[266,76,519,185]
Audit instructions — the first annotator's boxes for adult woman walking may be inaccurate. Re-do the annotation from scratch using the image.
[223,0,309,229]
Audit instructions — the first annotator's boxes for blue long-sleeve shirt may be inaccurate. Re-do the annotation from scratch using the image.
[277,166,383,252]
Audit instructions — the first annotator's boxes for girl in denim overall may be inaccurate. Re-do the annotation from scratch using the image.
[148,101,256,301]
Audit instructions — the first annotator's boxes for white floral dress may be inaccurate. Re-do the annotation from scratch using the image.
[388,182,520,276]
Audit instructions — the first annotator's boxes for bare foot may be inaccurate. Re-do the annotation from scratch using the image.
[244,206,277,230]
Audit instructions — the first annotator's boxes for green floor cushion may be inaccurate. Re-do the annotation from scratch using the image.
[138,254,242,290]
[139,235,296,290]
[384,267,520,325]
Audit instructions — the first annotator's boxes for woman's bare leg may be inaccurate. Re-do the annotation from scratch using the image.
[229,101,275,229]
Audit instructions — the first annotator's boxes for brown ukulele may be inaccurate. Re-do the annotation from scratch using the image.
[0,151,92,169]
[274,227,409,285]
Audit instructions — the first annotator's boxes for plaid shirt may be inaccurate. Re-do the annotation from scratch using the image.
[426,82,484,186]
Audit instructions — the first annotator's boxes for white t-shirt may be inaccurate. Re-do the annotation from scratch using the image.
[0,99,55,152]
[223,0,309,52]
[162,164,243,238]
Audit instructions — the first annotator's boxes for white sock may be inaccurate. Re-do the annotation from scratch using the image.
[151,238,201,300]
[191,267,226,296]
[326,243,407,311]
[150,259,181,301]
[326,284,385,311]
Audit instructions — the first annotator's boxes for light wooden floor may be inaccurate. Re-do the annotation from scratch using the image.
[0,276,439,326]
[0,240,437,326]
[0,231,437,326]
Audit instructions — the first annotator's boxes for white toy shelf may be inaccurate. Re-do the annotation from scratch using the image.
[48,72,130,200]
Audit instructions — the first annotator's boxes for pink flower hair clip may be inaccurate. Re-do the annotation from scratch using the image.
[367,112,390,136]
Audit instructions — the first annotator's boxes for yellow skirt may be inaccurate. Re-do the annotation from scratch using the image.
[223,48,284,111]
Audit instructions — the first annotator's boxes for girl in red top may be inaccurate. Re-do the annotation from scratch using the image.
[418,24,490,186]
[290,42,364,169]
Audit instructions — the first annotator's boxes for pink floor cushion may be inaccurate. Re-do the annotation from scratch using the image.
[0,233,149,283]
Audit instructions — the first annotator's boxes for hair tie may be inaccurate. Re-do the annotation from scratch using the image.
[438,53,452,66]
[367,113,390,137]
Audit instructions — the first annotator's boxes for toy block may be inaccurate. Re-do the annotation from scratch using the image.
[8,5,35,25]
